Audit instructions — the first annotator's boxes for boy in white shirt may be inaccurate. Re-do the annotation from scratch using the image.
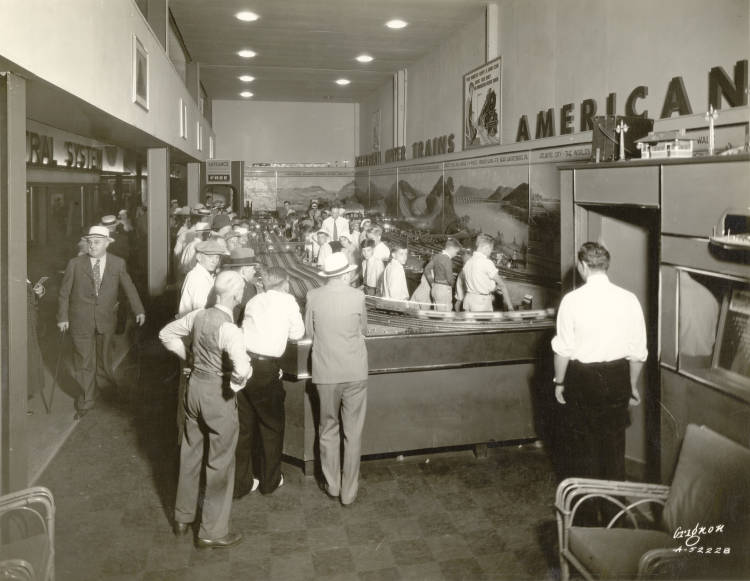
[380,241,409,301]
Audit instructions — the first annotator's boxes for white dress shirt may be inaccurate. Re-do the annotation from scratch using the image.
[178,263,214,317]
[243,290,305,357]
[159,304,251,391]
[551,273,648,363]
[380,260,409,300]
[461,252,498,295]
[364,254,385,288]
[179,238,202,275]
[173,225,194,257]
[321,216,350,241]
[373,241,391,261]
[317,242,333,268]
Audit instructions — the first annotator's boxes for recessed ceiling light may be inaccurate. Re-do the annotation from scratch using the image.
[235,11,259,22]
[237,49,256,58]
[335,79,351,86]
[385,19,408,29]
[238,75,255,82]
[240,91,253,98]
[356,54,374,63]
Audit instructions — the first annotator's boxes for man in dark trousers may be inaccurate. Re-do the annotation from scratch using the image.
[57,225,145,417]
[159,270,251,549]
[305,252,368,506]
[234,267,304,498]
[552,242,647,482]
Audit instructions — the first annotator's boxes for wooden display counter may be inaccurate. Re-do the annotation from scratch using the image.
[279,323,554,474]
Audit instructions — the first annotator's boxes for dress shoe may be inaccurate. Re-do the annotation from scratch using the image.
[233,478,259,499]
[196,532,243,549]
[173,521,191,536]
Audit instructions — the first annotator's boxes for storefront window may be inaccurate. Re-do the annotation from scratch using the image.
[678,269,750,392]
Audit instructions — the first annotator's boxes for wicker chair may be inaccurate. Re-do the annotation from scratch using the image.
[555,424,750,580]
[0,487,55,581]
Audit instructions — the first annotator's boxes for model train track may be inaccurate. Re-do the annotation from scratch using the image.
[260,234,553,333]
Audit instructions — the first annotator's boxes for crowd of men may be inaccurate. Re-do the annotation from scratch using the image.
[56,194,646,546]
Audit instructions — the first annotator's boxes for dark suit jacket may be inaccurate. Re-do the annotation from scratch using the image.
[57,253,144,335]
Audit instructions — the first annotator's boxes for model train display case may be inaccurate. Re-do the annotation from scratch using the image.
[559,153,750,482]
[261,236,556,474]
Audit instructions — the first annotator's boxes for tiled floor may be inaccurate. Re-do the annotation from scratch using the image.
[37,317,562,580]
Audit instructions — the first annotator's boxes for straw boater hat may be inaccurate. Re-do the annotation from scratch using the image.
[225,247,261,267]
[84,225,114,242]
[195,239,230,255]
[193,221,211,232]
[318,252,357,277]
[100,215,118,230]
[316,229,330,237]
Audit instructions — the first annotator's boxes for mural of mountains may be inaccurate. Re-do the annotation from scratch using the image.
[453,185,494,199]
[488,182,529,209]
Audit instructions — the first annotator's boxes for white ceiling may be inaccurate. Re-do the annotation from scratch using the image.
[169,0,488,103]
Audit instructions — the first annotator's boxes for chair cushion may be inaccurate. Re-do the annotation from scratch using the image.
[663,425,750,542]
[0,533,50,579]
[568,527,674,580]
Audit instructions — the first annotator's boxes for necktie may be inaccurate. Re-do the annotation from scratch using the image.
[333,219,338,241]
[93,259,101,295]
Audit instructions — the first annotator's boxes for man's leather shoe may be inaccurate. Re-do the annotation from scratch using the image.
[173,521,191,536]
[196,532,243,549]
[233,478,259,499]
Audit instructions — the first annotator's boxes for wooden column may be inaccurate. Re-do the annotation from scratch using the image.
[147,147,169,296]
[0,72,28,493]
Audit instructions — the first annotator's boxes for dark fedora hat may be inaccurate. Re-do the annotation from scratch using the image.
[225,247,261,267]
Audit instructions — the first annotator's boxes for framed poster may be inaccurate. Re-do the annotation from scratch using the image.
[371,109,381,152]
[132,35,149,110]
[463,56,502,150]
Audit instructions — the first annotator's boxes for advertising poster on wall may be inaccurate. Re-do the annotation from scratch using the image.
[243,169,276,212]
[463,56,502,151]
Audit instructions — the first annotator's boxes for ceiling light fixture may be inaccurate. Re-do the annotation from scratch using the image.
[238,75,255,82]
[240,91,254,98]
[335,79,351,86]
[237,49,256,58]
[356,54,374,63]
[235,11,259,22]
[385,19,408,29]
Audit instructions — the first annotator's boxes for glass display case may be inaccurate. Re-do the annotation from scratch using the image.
[678,269,750,393]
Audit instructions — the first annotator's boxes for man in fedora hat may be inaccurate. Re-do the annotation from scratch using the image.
[57,225,145,417]
[179,221,212,280]
[234,267,304,499]
[223,248,262,324]
[304,252,368,505]
[179,238,229,317]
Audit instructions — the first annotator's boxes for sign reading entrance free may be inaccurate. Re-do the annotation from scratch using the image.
[206,159,231,183]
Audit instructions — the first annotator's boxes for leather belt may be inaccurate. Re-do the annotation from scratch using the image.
[433,281,452,286]
[466,291,490,296]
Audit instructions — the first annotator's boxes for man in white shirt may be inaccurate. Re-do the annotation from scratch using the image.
[178,239,228,317]
[361,239,383,296]
[179,220,212,280]
[316,230,333,268]
[321,205,350,242]
[551,242,647,484]
[458,234,514,312]
[367,226,391,262]
[235,268,305,498]
[380,241,410,301]
[159,270,251,549]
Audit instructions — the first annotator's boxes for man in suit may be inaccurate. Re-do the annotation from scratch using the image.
[57,225,146,417]
[305,252,368,506]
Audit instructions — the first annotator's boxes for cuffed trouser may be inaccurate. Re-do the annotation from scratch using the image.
[316,381,368,505]
[463,292,492,312]
[70,330,115,411]
[175,372,238,540]
[235,358,285,495]
[431,283,453,312]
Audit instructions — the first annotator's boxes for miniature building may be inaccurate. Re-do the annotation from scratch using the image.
[636,129,695,159]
